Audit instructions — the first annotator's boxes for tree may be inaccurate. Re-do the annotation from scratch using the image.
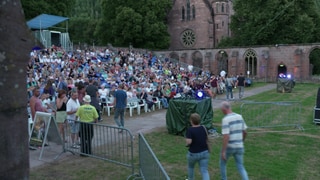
[96,0,172,49]
[219,0,320,47]
[21,0,75,20]
[0,0,34,179]
[113,7,143,46]
[68,17,99,45]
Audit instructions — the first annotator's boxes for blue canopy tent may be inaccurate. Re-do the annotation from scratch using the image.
[27,14,69,30]
[27,14,72,51]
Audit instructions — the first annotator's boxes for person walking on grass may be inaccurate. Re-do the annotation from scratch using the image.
[113,83,127,132]
[225,75,234,100]
[236,73,245,99]
[185,113,210,180]
[220,101,249,180]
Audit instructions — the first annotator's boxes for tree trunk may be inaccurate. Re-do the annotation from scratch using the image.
[0,0,34,179]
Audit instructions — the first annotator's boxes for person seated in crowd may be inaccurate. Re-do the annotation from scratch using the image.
[153,86,169,109]
[98,84,109,109]
[163,84,171,102]
[140,89,154,111]
[27,45,228,119]
[170,84,177,98]
[43,80,56,101]
[41,93,55,113]
[126,87,137,98]
[27,76,38,99]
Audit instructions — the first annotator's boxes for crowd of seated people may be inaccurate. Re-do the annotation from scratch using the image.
[27,45,245,119]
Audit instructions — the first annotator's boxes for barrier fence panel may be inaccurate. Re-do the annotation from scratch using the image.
[240,101,303,130]
[136,133,170,180]
[62,120,135,175]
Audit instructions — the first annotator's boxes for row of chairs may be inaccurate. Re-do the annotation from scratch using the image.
[101,97,162,117]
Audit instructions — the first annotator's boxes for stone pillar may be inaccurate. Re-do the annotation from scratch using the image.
[231,51,239,75]
[262,50,269,82]
[294,48,303,81]
[205,52,212,71]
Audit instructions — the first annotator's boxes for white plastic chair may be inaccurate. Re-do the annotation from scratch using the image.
[153,97,161,110]
[105,96,114,116]
[28,115,33,136]
[137,99,148,115]
[127,101,138,117]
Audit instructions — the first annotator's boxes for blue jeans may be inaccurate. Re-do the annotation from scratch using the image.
[220,148,248,180]
[159,98,168,108]
[187,150,210,180]
[226,86,233,99]
[114,108,125,127]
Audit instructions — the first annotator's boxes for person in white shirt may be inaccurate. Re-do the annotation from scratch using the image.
[145,83,152,94]
[126,87,135,98]
[98,84,109,110]
[41,94,55,113]
[98,84,109,99]
[66,91,81,148]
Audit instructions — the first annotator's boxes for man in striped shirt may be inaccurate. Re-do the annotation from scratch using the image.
[220,101,249,180]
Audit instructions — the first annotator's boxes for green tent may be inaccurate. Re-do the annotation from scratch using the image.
[277,78,295,93]
[166,98,213,136]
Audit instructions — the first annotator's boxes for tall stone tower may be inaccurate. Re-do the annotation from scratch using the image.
[167,0,234,50]
[212,0,234,45]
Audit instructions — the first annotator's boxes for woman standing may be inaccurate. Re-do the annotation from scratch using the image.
[56,89,68,142]
[185,113,210,180]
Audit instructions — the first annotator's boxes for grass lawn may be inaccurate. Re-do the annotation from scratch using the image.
[30,83,320,180]
[145,83,320,180]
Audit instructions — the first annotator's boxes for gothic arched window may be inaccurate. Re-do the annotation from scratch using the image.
[222,3,224,13]
[192,5,196,19]
[244,49,258,77]
[182,6,185,20]
[187,0,191,20]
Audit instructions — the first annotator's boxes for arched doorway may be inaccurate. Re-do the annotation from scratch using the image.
[278,63,287,77]
[216,50,228,73]
[192,51,203,69]
[309,48,320,75]
[169,52,179,61]
[244,49,257,78]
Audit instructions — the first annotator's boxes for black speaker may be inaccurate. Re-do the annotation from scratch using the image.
[315,108,320,119]
[317,88,320,108]
[314,107,320,124]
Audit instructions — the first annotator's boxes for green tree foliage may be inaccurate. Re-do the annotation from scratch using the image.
[22,0,102,45]
[96,0,172,49]
[21,0,75,20]
[22,0,172,48]
[68,17,99,45]
[68,0,102,44]
[219,0,320,47]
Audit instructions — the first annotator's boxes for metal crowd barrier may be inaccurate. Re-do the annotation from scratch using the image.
[240,101,303,130]
[133,133,170,180]
[61,120,135,175]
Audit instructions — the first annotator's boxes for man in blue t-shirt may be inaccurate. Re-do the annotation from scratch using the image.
[113,83,127,131]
